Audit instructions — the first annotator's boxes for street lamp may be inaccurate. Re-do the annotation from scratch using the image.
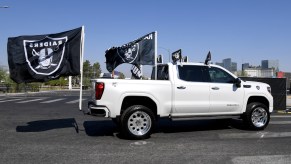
[158,46,171,62]
[0,6,9,8]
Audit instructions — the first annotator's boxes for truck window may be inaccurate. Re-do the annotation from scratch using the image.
[151,65,169,80]
[208,67,235,83]
[178,65,205,82]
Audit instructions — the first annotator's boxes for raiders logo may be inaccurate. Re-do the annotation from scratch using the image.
[23,36,68,75]
[117,43,139,64]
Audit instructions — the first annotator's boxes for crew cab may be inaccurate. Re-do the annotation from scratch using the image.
[85,62,273,139]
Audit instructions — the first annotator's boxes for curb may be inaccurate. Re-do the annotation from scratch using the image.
[276,111,291,114]
[0,92,26,96]
[276,109,291,114]
[0,89,83,97]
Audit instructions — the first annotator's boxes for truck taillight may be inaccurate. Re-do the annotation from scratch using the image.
[95,82,104,100]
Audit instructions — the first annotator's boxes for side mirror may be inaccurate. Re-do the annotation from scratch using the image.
[235,78,241,88]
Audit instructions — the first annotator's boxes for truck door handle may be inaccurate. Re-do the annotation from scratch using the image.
[177,86,186,89]
[211,87,219,90]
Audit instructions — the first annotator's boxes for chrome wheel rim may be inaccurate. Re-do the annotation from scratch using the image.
[251,107,268,128]
[128,111,152,136]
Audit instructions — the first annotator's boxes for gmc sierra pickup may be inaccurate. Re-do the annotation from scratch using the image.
[85,62,273,139]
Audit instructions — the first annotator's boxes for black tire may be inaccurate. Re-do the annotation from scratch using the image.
[242,102,270,130]
[112,117,121,128]
[120,105,155,140]
[112,117,120,125]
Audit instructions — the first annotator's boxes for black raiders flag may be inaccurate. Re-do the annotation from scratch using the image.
[105,32,156,72]
[7,27,84,83]
[172,49,182,63]
[131,64,142,79]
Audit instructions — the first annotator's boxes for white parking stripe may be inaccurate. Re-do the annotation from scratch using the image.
[0,98,24,103]
[17,98,45,103]
[271,115,291,118]
[66,99,85,104]
[219,132,291,139]
[232,155,291,164]
[270,121,291,125]
[40,98,65,103]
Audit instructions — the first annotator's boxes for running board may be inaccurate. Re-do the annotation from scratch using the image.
[170,115,241,121]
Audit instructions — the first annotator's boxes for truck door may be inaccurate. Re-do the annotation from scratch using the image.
[207,66,244,113]
[173,65,210,114]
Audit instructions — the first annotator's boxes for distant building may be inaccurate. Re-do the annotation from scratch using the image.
[261,60,279,72]
[231,62,237,72]
[215,62,223,67]
[223,58,232,71]
[242,63,250,71]
[277,71,284,78]
[244,67,275,77]
[216,58,237,72]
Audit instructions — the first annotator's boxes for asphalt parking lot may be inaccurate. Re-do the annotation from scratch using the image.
[1,91,291,164]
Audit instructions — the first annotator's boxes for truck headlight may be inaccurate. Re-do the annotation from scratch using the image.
[267,87,271,94]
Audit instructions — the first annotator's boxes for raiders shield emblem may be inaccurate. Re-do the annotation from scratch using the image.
[23,36,68,75]
[117,43,139,64]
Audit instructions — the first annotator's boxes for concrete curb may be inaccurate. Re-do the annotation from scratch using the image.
[0,89,82,96]
[0,92,26,96]
[275,108,291,114]
[0,90,81,97]
[276,111,291,114]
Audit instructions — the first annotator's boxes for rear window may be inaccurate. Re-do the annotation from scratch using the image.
[151,65,169,80]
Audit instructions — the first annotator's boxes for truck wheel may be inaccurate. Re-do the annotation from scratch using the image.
[112,118,120,125]
[121,105,155,139]
[243,102,270,130]
[112,117,121,128]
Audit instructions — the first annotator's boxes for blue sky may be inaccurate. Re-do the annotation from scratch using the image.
[1,0,291,77]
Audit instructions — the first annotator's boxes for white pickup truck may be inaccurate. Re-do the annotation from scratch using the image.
[85,62,273,139]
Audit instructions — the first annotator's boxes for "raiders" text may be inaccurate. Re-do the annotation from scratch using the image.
[29,40,63,48]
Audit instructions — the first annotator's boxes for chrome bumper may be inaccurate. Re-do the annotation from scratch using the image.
[84,103,110,117]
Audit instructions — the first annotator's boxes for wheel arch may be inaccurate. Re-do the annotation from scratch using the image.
[120,95,158,117]
[247,96,270,110]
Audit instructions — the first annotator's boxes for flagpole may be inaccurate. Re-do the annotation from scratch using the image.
[140,65,143,79]
[112,70,115,78]
[155,31,158,80]
[68,76,72,90]
[79,26,85,110]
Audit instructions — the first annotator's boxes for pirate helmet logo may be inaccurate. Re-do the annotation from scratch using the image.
[24,36,68,75]
[117,43,139,63]
[32,48,57,69]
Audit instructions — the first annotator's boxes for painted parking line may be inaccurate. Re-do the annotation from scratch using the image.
[0,98,24,103]
[16,98,45,103]
[66,99,86,104]
[232,155,291,164]
[40,98,66,104]
[270,121,291,125]
[219,132,291,139]
[271,115,291,118]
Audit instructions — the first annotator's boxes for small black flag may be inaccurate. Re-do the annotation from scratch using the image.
[105,32,156,72]
[172,49,182,63]
[7,27,84,83]
[204,51,211,65]
[157,55,163,63]
[182,56,188,62]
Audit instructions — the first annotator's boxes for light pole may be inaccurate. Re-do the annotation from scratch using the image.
[158,46,171,63]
